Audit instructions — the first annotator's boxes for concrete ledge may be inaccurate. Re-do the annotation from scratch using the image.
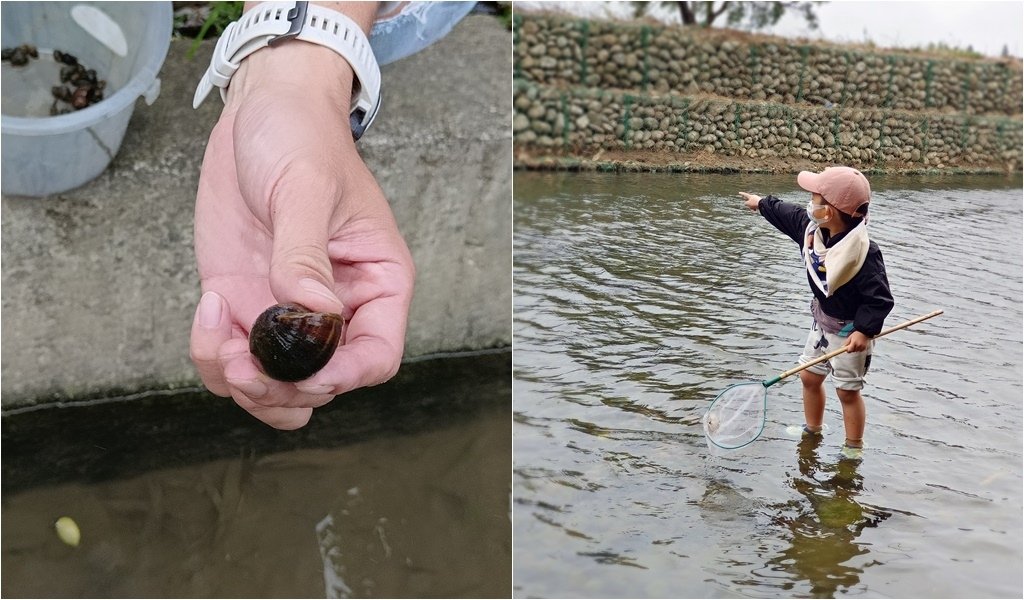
[0,15,511,408]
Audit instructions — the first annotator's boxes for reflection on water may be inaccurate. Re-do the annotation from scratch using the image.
[3,352,511,598]
[513,172,1023,598]
[766,437,893,598]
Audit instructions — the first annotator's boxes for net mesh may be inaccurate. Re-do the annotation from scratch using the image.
[702,382,768,449]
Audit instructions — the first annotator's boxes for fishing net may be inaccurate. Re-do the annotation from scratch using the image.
[702,382,768,450]
[701,311,942,452]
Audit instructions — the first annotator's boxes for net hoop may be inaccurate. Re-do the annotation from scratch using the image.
[702,381,768,450]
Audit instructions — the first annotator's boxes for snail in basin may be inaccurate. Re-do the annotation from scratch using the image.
[2,44,38,66]
[249,303,343,382]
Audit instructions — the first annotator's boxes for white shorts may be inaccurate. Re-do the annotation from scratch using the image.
[799,320,874,391]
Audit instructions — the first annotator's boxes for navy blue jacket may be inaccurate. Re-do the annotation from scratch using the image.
[758,195,894,337]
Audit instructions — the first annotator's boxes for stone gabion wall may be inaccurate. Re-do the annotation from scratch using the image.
[514,81,1024,169]
[513,14,1024,117]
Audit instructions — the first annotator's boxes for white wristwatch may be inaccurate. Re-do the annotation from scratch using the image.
[192,1,381,139]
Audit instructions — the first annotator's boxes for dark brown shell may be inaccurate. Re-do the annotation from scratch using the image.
[53,49,78,66]
[249,303,343,382]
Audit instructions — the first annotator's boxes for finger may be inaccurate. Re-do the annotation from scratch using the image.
[267,185,345,316]
[219,337,338,409]
[295,337,402,396]
[219,337,274,399]
[219,337,296,407]
[232,392,314,430]
[189,291,233,397]
[296,294,409,395]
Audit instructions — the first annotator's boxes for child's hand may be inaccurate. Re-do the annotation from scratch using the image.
[738,192,762,211]
[845,331,870,353]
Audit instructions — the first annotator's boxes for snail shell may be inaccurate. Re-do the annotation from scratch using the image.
[249,303,343,382]
[53,49,78,66]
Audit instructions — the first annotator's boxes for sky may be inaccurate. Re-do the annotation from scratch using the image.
[515,1,1024,58]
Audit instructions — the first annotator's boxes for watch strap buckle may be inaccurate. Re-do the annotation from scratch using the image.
[268,1,308,47]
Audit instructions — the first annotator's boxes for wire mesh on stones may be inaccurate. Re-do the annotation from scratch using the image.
[702,382,768,450]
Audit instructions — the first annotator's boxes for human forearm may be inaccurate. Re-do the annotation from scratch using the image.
[758,195,808,245]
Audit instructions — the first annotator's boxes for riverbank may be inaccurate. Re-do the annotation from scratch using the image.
[513,13,1023,175]
[513,147,1019,175]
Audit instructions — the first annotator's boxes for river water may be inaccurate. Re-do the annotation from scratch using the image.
[2,353,511,598]
[513,171,1023,598]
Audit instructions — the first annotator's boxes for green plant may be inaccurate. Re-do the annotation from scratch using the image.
[496,2,513,30]
[187,2,245,60]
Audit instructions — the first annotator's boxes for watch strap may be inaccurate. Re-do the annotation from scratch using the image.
[192,1,381,139]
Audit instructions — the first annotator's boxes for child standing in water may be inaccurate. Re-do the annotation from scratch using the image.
[738,166,894,460]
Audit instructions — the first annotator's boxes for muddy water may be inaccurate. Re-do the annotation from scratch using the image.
[2,352,511,598]
[513,172,1022,598]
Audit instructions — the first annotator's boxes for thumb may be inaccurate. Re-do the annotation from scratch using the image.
[268,204,345,316]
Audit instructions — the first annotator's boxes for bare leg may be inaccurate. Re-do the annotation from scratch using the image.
[800,370,827,431]
[836,388,865,446]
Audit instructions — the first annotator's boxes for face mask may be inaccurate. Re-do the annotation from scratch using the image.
[806,201,831,225]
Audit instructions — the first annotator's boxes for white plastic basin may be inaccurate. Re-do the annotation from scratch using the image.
[1,2,172,197]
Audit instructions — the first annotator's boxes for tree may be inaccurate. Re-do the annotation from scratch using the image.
[632,1,824,31]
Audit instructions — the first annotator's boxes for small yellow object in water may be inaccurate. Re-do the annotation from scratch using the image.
[54,516,80,547]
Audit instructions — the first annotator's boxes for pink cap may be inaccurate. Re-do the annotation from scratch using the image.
[797,167,871,217]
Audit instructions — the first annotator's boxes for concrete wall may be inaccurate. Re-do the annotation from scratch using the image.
[0,15,512,408]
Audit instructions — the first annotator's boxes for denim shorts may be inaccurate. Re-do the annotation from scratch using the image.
[371,2,476,66]
[799,319,874,391]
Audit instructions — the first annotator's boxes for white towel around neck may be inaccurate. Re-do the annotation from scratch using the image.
[803,220,870,296]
